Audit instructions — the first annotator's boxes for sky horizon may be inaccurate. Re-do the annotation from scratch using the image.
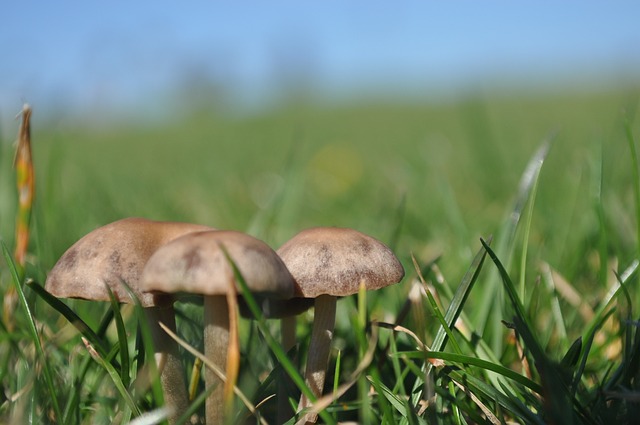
[2,2,640,129]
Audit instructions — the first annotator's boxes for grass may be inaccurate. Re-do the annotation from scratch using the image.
[0,86,639,423]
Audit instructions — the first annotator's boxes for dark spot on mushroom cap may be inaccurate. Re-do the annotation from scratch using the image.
[57,247,78,272]
[182,247,202,270]
[109,250,121,270]
[316,244,333,275]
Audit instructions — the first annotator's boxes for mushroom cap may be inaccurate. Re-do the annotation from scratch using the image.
[45,217,213,307]
[276,227,405,298]
[140,230,295,299]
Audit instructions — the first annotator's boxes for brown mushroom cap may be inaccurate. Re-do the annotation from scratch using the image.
[45,217,213,307]
[140,230,295,299]
[276,226,405,298]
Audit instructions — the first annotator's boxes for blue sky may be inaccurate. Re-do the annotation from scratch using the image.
[1,2,640,124]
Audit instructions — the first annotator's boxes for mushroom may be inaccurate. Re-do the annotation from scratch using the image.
[45,217,213,424]
[276,227,405,424]
[140,229,295,425]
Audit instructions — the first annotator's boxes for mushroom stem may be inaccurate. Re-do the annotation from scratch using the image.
[144,305,189,425]
[278,316,297,423]
[204,295,230,425]
[281,315,297,354]
[297,294,337,424]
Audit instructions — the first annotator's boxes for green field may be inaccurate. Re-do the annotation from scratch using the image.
[1,86,639,424]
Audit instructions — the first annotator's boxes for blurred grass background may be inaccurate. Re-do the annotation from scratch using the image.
[2,88,637,284]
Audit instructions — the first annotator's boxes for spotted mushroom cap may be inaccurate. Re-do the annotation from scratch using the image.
[276,227,405,298]
[140,230,295,299]
[45,217,213,307]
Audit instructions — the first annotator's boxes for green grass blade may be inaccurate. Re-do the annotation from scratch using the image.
[119,281,166,413]
[433,238,490,351]
[474,140,552,340]
[624,116,640,262]
[1,239,62,422]
[572,308,615,398]
[518,147,543,302]
[446,368,544,425]
[106,285,131,388]
[26,279,113,362]
[333,349,341,396]
[424,286,462,355]
[82,337,142,416]
[372,377,409,418]
[399,350,542,394]
[175,384,214,425]
[480,238,530,330]
[62,308,115,425]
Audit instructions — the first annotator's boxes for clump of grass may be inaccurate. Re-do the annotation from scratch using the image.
[0,90,638,424]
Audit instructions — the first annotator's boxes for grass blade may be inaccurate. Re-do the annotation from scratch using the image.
[1,240,62,422]
[62,308,115,425]
[119,281,166,414]
[624,116,640,264]
[398,350,542,394]
[474,139,552,342]
[26,279,113,362]
[81,337,142,417]
[4,105,35,331]
[106,285,131,388]
[446,368,544,425]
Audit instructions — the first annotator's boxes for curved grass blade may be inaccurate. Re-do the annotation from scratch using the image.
[1,240,62,422]
[480,238,530,329]
[411,255,462,355]
[446,367,545,425]
[26,279,113,362]
[572,308,616,399]
[479,238,590,422]
[62,308,115,425]
[398,350,542,394]
[82,337,141,417]
[118,280,165,413]
[106,285,131,388]
[474,139,552,339]
[518,146,543,302]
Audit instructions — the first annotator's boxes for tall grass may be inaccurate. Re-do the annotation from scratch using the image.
[0,87,639,423]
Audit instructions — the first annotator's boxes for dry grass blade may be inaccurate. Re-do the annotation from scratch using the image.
[224,276,241,418]
[539,261,594,322]
[5,104,35,331]
[372,321,445,367]
[158,322,268,425]
[451,380,501,425]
